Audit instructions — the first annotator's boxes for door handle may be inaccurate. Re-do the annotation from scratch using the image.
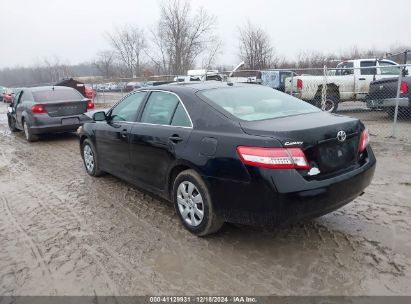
[121,129,128,138]
[359,78,366,80]
[169,134,183,143]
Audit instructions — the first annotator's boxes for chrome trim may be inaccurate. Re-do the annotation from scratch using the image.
[110,89,193,129]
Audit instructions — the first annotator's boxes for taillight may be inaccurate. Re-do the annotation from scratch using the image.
[86,100,94,110]
[31,104,47,114]
[297,79,303,90]
[359,129,370,153]
[237,146,309,169]
[400,81,408,95]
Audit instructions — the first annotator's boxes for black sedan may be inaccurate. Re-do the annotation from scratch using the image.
[7,86,93,141]
[78,83,376,236]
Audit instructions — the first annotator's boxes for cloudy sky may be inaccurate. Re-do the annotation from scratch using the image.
[1,0,410,69]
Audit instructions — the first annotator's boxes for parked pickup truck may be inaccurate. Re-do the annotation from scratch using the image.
[285,59,402,112]
[367,76,410,118]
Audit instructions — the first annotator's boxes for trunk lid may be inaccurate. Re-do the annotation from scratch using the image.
[43,100,87,117]
[240,111,362,177]
[368,77,399,100]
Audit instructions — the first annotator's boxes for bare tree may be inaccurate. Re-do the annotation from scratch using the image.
[238,21,277,70]
[149,0,219,75]
[106,25,147,77]
[94,50,115,78]
[201,37,222,70]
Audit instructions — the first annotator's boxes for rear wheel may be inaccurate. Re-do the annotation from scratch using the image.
[82,139,103,176]
[173,169,224,236]
[316,95,339,113]
[22,120,38,142]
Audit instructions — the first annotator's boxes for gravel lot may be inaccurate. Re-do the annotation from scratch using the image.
[0,103,410,296]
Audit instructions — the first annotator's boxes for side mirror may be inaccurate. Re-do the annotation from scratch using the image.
[93,111,107,121]
[403,68,409,77]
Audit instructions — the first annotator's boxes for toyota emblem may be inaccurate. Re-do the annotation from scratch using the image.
[337,130,346,142]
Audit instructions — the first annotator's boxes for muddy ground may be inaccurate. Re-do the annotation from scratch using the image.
[0,104,410,296]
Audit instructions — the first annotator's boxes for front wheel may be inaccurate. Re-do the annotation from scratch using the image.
[173,170,224,236]
[82,139,103,176]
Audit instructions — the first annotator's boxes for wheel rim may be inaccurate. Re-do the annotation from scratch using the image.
[23,122,29,140]
[321,99,335,112]
[176,181,204,227]
[83,144,95,173]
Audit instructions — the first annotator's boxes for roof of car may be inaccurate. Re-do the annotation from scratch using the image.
[26,86,75,92]
[145,81,252,94]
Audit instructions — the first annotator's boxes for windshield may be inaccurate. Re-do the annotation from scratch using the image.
[198,86,320,121]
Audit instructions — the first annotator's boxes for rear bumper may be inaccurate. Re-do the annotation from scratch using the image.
[367,97,409,109]
[29,114,92,134]
[206,146,376,226]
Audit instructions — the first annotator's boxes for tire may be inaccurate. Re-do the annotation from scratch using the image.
[7,115,19,132]
[81,139,103,177]
[173,169,224,236]
[316,95,339,113]
[22,120,38,142]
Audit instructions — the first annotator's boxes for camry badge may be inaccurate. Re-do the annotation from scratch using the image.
[337,130,346,142]
[284,141,303,146]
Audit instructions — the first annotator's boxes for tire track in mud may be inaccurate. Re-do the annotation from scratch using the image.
[0,197,57,295]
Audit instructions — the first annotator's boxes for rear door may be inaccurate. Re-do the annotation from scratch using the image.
[355,60,377,99]
[94,91,147,178]
[129,91,192,190]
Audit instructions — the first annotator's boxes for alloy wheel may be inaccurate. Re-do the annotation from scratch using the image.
[176,181,204,227]
[83,144,95,173]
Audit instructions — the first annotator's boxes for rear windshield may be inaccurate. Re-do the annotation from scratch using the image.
[198,86,320,121]
[32,88,82,102]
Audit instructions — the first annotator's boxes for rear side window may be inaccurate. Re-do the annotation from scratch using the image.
[141,91,191,127]
[360,61,377,75]
[32,88,83,102]
[335,62,353,75]
[171,103,191,127]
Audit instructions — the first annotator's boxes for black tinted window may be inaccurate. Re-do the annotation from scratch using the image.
[111,92,146,122]
[141,92,179,125]
[32,88,82,102]
[171,103,191,127]
[360,61,377,75]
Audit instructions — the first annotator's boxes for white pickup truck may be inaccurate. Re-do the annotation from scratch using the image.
[285,59,402,112]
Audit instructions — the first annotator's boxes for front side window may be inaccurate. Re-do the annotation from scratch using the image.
[110,91,146,122]
[198,86,320,121]
[379,61,401,75]
[360,61,377,75]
